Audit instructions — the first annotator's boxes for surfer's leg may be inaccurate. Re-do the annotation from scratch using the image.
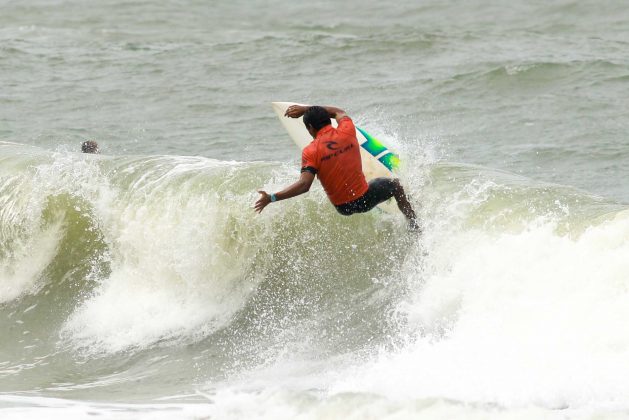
[335,204,355,216]
[335,195,369,215]
[352,178,407,213]
[335,178,419,230]
[390,179,420,230]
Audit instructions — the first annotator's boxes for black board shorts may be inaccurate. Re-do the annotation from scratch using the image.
[335,177,398,216]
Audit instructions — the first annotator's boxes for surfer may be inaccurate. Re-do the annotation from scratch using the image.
[254,105,419,230]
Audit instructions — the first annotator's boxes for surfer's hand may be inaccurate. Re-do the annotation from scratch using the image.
[285,105,308,118]
[254,190,271,213]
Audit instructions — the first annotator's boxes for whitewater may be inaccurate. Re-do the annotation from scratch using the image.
[2,139,629,419]
[2,0,629,418]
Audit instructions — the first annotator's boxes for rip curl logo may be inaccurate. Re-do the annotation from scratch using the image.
[324,141,340,151]
[321,143,354,162]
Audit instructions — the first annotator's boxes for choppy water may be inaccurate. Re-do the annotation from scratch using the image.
[2,1,629,419]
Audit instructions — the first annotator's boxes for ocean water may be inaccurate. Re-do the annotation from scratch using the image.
[2,0,629,418]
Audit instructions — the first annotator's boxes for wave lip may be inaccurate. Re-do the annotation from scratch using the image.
[0,147,262,353]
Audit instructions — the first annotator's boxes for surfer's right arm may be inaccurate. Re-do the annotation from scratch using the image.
[285,105,348,124]
[254,171,315,214]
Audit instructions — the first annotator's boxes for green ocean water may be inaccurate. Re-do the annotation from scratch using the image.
[2,1,629,419]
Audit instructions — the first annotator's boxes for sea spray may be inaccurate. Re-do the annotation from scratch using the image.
[332,172,629,410]
[1,143,628,417]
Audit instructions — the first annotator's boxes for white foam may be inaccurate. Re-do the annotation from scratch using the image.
[333,208,629,410]
[0,222,62,303]
[62,158,261,352]
[0,148,259,352]
[0,168,64,303]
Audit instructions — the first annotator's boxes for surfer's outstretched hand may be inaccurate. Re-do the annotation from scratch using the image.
[254,190,271,213]
[285,105,308,118]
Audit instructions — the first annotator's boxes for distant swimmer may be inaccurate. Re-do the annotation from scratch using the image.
[81,140,99,154]
[254,105,419,230]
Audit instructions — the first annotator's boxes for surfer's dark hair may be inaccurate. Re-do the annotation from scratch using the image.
[303,106,331,131]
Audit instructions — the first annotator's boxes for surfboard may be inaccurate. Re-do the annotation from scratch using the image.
[271,102,400,213]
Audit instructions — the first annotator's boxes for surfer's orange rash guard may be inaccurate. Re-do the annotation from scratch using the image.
[301,117,369,206]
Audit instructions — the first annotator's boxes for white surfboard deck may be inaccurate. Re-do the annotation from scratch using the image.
[271,102,400,214]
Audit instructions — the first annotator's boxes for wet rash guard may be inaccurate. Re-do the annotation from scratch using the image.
[300,117,369,206]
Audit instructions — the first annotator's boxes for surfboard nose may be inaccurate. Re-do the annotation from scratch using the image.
[271,102,290,119]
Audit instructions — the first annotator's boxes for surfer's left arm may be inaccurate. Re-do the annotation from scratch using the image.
[285,105,348,123]
[254,171,315,213]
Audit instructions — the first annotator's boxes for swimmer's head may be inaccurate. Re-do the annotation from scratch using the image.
[81,140,99,154]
